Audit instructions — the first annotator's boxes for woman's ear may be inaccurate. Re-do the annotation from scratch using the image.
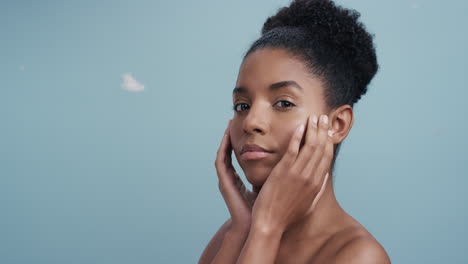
[328,105,354,144]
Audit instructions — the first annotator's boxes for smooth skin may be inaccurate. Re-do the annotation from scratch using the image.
[199,48,391,264]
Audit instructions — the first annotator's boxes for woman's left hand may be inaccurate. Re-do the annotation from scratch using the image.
[250,114,334,233]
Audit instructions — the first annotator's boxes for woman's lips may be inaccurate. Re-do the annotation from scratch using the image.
[241,151,272,160]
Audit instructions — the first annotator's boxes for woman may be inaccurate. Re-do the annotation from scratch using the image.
[199,0,391,263]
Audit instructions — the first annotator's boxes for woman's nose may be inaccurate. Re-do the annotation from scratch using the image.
[242,104,268,135]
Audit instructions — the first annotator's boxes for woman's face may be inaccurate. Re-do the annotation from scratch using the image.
[230,48,329,190]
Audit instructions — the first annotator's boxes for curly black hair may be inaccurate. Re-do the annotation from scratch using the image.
[243,0,379,175]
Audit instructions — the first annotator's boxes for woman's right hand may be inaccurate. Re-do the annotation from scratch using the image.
[215,119,258,235]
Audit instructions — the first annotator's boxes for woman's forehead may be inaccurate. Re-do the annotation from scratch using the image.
[235,48,325,98]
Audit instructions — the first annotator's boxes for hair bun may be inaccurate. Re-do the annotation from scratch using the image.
[245,0,378,108]
[261,0,371,57]
[262,0,361,38]
[261,0,377,102]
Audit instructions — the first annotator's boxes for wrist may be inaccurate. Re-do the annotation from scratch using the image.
[226,228,250,240]
[235,224,283,264]
[226,218,251,236]
[250,221,285,239]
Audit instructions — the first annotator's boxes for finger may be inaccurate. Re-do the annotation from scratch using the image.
[291,114,319,175]
[215,119,233,184]
[302,115,329,185]
[215,120,251,218]
[276,123,306,172]
[215,119,230,166]
[224,126,235,171]
[307,115,331,188]
[314,129,334,188]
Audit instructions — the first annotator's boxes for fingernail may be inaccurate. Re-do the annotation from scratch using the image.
[328,130,334,137]
[312,115,318,127]
[321,115,328,125]
[298,125,305,133]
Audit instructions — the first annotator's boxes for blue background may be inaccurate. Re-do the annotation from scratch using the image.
[1,0,467,263]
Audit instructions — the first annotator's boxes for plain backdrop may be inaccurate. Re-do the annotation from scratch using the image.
[1,0,467,263]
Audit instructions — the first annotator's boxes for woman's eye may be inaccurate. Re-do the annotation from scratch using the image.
[233,103,249,112]
[232,100,295,112]
[274,100,296,109]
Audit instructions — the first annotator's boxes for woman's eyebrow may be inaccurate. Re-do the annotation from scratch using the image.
[232,80,304,95]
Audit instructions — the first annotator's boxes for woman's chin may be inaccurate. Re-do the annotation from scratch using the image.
[243,166,272,188]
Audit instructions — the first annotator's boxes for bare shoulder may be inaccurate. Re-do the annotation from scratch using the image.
[331,226,391,264]
[198,218,232,264]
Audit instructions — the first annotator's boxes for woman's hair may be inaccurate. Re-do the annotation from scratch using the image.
[243,0,379,176]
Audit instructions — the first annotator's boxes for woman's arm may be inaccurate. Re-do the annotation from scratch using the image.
[202,119,257,263]
[198,219,250,264]
[236,225,283,264]
[210,229,249,264]
[198,219,231,264]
